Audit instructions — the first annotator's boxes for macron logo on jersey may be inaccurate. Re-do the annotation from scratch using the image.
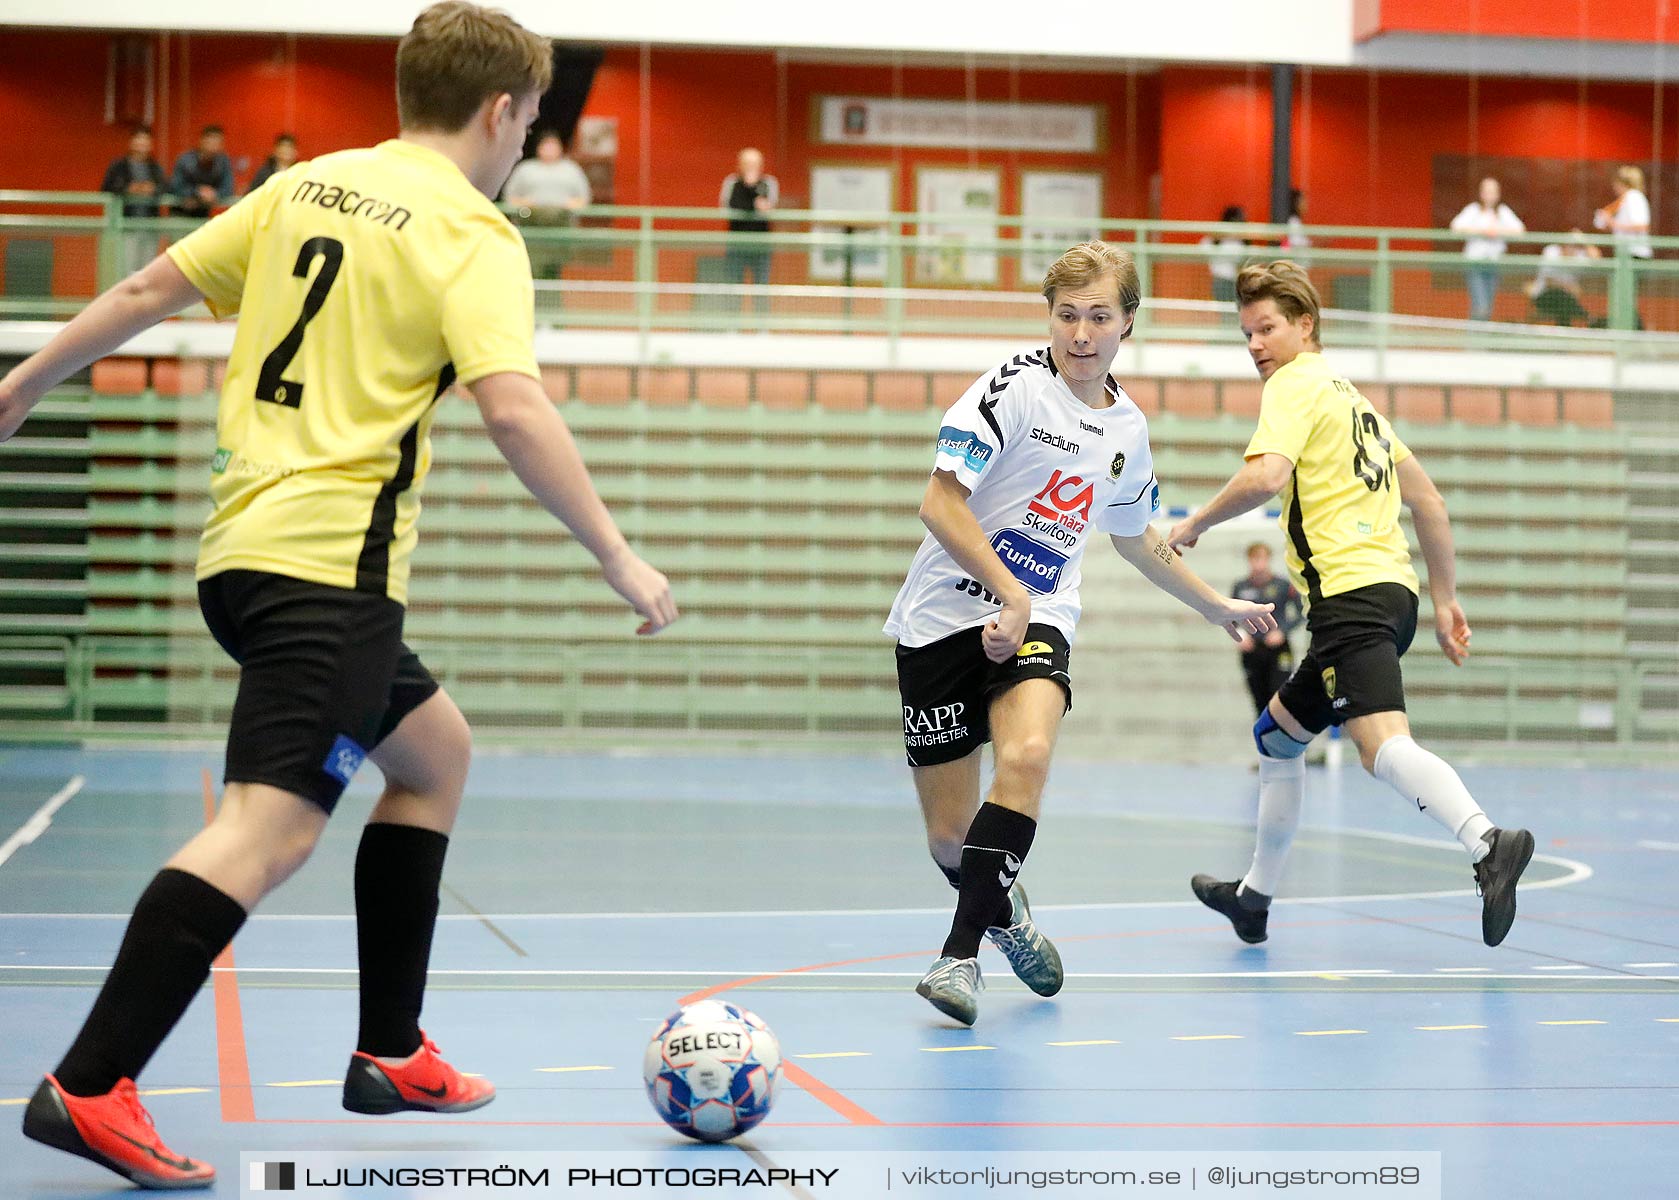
[990,529,1068,595]
[936,426,995,475]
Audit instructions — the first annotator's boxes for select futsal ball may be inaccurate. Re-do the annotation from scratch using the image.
[642,1000,781,1142]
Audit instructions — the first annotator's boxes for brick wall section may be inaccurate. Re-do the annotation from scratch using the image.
[105,357,1617,427]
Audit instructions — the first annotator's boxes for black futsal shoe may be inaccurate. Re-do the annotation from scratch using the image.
[1473,827,1535,947]
[1190,874,1270,945]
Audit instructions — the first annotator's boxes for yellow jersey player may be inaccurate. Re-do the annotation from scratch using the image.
[1167,261,1533,951]
[1,4,675,1188]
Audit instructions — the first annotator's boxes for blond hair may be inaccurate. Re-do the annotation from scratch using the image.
[1041,241,1142,336]
[1236,259,1323,345]
[397,1,553,134]
[1617,164,1646,193]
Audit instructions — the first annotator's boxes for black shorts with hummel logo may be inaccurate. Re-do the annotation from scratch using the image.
[895,622,1072,767]
[1276,582,1417,734]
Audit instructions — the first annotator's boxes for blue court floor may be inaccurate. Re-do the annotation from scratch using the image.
[1,745,1677,1197]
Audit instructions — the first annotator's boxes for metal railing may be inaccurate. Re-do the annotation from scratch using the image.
[4,190,1679,348]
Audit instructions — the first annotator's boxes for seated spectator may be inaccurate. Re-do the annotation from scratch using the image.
[503,131,592,279]
[1201,205,1248,303]
[247,133,299,193]
[102,125,167,217]
[101,125,168,276]
[1526,230,1601,327]
[169,125,235,218]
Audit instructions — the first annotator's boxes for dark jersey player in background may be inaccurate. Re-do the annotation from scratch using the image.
[1167,260,1532,952]
[0,3,675,1189]
[1232,541,1303,715]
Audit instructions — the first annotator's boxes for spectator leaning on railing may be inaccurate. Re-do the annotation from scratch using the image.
[1281,188,1311,262]
[101,125,168,275]
[1448,177,1524,322]
[1201,205,1249,303]
[503,130,592,280]
[1594,164,1653,327]
[720,147,778,314]
[1595,165,1653,261]
[247,133,299,193]
[169,124,235,218]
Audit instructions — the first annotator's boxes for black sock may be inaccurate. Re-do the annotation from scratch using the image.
[938,858,1016,927]
[941,803,1037,960]
[55,868,247,1097]
[354,823,449,1058]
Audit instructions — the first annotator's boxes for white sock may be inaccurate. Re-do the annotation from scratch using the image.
[1372,734,1495,861]
[1239,755,1305,899]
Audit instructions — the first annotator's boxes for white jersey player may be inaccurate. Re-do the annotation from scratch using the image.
[890,241,1278,1027]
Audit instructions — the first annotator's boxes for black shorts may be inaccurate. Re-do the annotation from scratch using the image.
[197,569,441,813]
[895,623,1072,767]
[1276,582,1418,734]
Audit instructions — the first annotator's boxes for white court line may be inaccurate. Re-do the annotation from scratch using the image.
[1637,840,1679,851]
[0,776,84,868]
[0,823,1594,922]
[3,966,1673,982]
[1532,965,1590,972]
[1627,962,1679,969]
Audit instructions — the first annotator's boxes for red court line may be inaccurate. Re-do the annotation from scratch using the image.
[201,769,256,1124]
[680,960,906,1129]
[778,1062,884,1127]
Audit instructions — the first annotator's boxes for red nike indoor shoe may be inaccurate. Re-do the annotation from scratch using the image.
[342,1032,495,1114]
[22,1075,214,1190]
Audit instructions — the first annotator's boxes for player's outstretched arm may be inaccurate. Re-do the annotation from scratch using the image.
[470,371,677,635]
[1112,524,1278,644]
[1165,453,1292,551]
[918,469,1031,663]
[0,255,204,442]
[1397,454,1470,666]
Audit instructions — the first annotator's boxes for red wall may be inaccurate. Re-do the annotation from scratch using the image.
[1360,0,1679,43]
[0,29,1670,234]
[592,47,1159,217]
[1160,66,1673,229]
[0,31,398,193]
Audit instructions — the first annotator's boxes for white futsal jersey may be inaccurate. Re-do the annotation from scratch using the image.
[884,347,1161,648]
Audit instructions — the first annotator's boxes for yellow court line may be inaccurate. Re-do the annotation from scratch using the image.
[921,1045,996,1053]
[536,1066,614,1073]
[0,1098,25,1107]
[1656,1019,1679,1024]
[1295,1029,1367,1037]
[1417,1025,1487,1031]
[1538,1020,1607,1026]
[134,1087,209,1097]
[265,1080,339,1088]
[1172,1035,1243,1042]
[1047,1039,1120,1047]
[793,1052,871,1060]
